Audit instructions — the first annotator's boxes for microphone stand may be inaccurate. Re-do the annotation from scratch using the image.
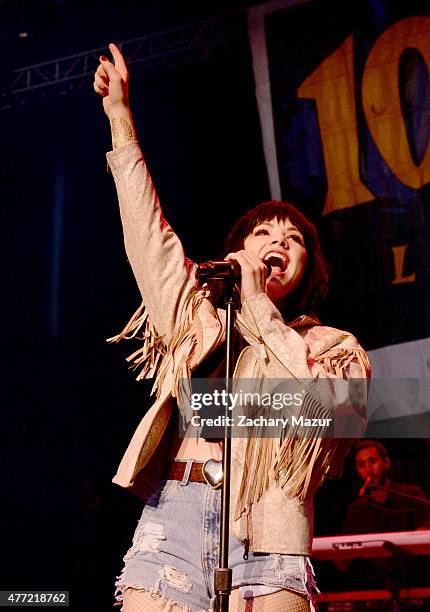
[214,277,236,612]
[366,483,430,505]
[196,262,245,611]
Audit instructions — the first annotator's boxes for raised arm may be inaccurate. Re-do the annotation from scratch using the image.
[93,43,137,148]
[94,44,198,344]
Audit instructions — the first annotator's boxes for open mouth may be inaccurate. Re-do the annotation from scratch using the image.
[263,251,288,272]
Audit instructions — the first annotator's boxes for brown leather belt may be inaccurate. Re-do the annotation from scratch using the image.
[164,460,207,483]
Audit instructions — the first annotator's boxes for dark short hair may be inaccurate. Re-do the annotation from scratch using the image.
[353,439,389,461]
[224,201,329,319]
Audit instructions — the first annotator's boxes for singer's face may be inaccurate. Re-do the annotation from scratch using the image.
[355,447,390,485]
[243,217,307,305]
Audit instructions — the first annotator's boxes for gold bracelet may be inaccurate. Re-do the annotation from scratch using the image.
[111,117,134,148]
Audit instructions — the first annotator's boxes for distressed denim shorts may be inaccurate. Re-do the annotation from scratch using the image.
[115,459,316,611]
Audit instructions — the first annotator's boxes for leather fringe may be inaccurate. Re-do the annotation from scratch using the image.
[107,303,166,381]
[107,288,210,425]
[236,347,370,521]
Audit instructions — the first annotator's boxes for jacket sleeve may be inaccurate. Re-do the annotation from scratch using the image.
[106,142,198,345]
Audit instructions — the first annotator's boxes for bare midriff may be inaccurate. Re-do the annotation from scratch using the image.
[167,342,225,462]
[169,428,223,461]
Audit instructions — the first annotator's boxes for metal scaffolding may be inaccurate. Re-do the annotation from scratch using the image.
[0,12,247,111]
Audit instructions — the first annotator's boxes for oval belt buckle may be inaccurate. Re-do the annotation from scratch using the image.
[202,459,223,490]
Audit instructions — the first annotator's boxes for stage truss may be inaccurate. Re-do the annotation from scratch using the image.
[0,12,246,111]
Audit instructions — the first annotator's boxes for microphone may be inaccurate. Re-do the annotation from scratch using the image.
[197,260,272,280]
[197,260,241,280]
[359,476,372,497]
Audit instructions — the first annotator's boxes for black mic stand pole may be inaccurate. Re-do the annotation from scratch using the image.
[196,262,239,611]
[367,483,430,505]
[214,277,236,612]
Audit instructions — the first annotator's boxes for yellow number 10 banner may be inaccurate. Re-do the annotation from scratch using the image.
[249,2,430,355]
[298,16,430,215]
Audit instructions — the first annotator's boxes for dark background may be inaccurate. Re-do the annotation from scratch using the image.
[1,1,429,609]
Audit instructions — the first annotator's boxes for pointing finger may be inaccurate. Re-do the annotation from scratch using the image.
[108,42,128,76]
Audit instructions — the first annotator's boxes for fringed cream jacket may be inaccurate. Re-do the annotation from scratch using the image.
[106,142,371,555]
